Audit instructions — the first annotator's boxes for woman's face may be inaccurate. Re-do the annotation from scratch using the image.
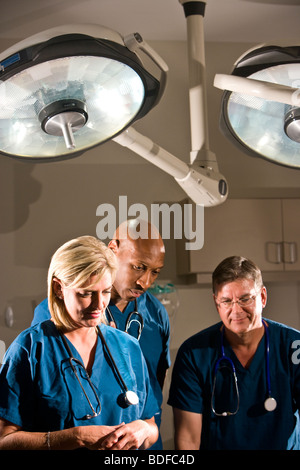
[54,272,112,329]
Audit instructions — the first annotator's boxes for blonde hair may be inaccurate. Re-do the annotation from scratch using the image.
[47,235,117,330]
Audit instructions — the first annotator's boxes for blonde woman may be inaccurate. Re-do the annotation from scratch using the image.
[0,236,158,450]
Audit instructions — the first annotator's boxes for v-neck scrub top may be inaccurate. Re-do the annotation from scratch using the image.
[0,320,159,434]
[168,319,300,450]
[31,293,171,450]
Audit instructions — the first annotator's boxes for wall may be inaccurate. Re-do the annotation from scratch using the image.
[0,39,300,448]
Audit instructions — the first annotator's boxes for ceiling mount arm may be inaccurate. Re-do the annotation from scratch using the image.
[113,126,227,206]
[113,126,189,180]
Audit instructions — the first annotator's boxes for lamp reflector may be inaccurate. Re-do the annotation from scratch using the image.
[0,28,161,161]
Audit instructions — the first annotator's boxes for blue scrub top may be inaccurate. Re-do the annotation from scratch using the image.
[168,319,300,450]
[0,320,159,435]
[107,292,171,409]
[32,293,171,450]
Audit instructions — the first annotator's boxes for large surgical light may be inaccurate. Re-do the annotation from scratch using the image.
[0,25,165,160]
[214,45,300,168]
[0,1,228,207]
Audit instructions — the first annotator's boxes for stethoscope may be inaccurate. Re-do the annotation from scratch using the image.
[106,299,144,341]
[211,319,277,417]
[60,326,139,420]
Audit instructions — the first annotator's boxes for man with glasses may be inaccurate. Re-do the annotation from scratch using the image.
[32,219,170,449]
[168,255,300,450]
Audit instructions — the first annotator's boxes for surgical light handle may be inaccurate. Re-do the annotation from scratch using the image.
[124,32,169,106]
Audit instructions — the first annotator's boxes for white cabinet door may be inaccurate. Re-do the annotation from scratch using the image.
[177,199,283,275]
[282,199,300,271]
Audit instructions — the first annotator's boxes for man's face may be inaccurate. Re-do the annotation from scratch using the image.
[109,237,165,303]
[214,278,267,336]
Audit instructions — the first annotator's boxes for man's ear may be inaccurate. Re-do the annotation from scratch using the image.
[108,239,120,254]
[261,285,268,309]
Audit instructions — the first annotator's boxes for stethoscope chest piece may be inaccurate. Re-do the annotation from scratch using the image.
[264,396,277,412]
[124,390,139,406]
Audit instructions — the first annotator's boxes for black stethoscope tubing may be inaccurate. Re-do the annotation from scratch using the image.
[96,325,131,396]
[211,328,240,417]
[60,333,101,420]
[96,326,139,406]
[106,299,144,340]
[211,319,277,417]
[60,327,139,420]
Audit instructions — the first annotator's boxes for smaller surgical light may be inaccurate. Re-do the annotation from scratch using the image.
[214,45,300,169]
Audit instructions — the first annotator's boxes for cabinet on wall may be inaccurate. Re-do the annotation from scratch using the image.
[176,198,300,280]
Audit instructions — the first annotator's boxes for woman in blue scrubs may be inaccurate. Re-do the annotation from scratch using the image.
[0,236,159,450]
[168,256,300,450]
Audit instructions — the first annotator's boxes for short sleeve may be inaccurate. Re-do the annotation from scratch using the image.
[0,343,35,429]
[168,343,204,414]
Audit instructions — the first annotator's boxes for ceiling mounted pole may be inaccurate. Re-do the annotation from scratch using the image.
[179,0,218,170]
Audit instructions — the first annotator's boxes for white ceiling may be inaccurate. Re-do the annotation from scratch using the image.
[1,0,300,46]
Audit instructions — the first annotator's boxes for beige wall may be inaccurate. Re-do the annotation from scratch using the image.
[1,39,300,448]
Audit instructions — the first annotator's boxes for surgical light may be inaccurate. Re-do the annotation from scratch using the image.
[214,45,300,169]
[0,25,166,160]
[0,1,228,207]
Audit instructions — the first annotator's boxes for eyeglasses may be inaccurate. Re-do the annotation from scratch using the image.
[216,292,260,311]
